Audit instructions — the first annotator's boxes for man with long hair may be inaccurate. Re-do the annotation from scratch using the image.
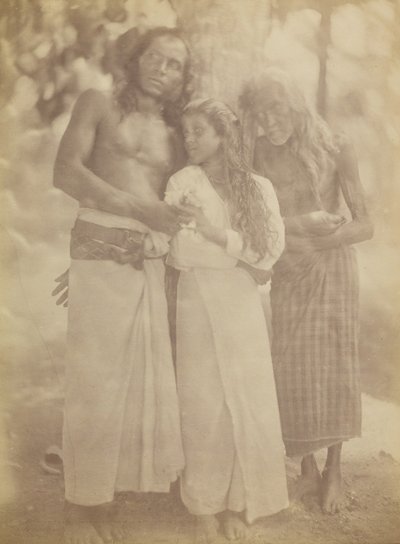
[53,27,192,544]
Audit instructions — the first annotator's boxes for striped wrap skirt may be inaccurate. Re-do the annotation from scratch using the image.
[270,245,361,457]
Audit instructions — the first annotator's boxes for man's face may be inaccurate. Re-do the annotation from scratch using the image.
[137,35,188,101]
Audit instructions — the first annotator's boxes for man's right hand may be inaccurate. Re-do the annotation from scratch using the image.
[139,201,193,235]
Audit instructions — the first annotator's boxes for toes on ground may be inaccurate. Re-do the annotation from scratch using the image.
[97,533,112,544]
[227,529,238,541]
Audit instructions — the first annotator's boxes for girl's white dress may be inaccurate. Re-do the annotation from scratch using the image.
[165,165,289,523]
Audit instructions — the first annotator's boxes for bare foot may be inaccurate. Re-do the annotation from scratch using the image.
[64,521,104,544]
[291,474,321,502]
[195,515,219,543]
[64,504,103,544]
[90,504,127,543]
[291,455,321,501]
[321,466,342,514]
[223,512,248,541]
[92,520,127,543]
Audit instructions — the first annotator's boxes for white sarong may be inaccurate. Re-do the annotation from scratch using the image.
[63,209,184,505]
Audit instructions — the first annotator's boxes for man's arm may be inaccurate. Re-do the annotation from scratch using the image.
[54,90,185,234]
[54,89,138,217]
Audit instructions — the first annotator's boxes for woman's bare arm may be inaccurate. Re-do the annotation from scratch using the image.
[255,132,372,247]
[334,136,374,243]
[287,137,373,252]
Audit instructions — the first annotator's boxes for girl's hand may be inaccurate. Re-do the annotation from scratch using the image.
[180,190,202,209]
[300,211,346,236]
[176,203,227,247]
[175,203,211,229]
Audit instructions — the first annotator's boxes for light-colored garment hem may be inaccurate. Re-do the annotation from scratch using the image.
[183,499,290,524]
[285,434,360,458]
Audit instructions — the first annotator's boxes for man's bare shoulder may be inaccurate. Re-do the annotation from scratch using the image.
[72,89,115,120]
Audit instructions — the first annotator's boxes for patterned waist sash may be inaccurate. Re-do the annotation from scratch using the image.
[70,219,147,269]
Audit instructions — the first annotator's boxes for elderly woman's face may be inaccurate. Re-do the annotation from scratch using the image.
[253,85,294,146]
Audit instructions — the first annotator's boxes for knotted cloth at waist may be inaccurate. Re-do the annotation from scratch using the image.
[70,219,148,269]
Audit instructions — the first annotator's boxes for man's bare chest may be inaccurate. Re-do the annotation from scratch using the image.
[96,112,176,171]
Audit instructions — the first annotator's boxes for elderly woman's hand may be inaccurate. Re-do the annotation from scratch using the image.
[299,211,346,236]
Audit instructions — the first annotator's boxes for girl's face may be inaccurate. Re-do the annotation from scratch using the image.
[253,85,294,146]
[182,113,223,165]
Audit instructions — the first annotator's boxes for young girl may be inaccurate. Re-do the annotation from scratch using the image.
[241,69,373,514]
[165,98,288,542]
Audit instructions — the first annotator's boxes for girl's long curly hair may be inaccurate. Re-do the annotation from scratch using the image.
[183,98,275,260]
[114,26,193,127]
[240,68,338,208]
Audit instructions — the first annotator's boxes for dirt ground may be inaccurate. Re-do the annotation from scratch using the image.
[1,358,400,544]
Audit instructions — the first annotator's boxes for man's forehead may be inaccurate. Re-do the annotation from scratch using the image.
[147,35,188,60]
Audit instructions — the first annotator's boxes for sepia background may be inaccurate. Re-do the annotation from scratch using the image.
[0,1,399,543]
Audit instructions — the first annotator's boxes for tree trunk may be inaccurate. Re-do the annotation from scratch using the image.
[171,0,272,109]
[317,3,331,117]
[171,0,273,160]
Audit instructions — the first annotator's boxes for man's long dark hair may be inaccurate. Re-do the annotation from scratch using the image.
[114,27,192,127]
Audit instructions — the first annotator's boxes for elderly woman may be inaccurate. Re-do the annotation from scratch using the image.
[241,68,373,513]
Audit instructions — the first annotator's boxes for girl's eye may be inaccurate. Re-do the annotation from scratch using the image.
[145,51,160,62]
[168,59,182,71]
[194,128,203,136]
